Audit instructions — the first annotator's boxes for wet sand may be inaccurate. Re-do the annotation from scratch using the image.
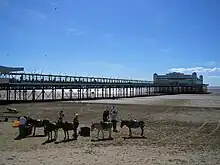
[77,94,220,107]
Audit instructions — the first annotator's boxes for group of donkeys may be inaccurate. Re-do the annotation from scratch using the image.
[26,117,78,141]
[25,117,145,141]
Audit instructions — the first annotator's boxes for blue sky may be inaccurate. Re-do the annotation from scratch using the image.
[0,0,220,85]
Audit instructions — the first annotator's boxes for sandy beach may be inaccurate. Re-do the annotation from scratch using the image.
[77,93,220,107]
[0,93,220,165]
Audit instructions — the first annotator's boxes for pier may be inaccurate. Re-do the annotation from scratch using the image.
[0,72,208,104]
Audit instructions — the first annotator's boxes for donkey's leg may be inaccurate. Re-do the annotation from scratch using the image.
[64,130,66,140]
[66,131,68,140]
[51,131,53,140]
[55,130,58,140]
[49,131,51,141]
[48,131,51,141]
[49,131,52,140]
[53,130,56,140]
[43,126,47,136]
[67,131,69,140]
[141,127,144,136]
[47,131,50,141]
[129,128,132,137]
[109,129,112,139]
[102,129,104,139]
[51,131,53,141]
[97,129,100,138]
[33,126,36,136]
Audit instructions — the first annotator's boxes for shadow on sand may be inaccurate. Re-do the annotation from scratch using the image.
[14,134,36,140]
[3,111,19,114]
[26,134,46,138]
[54,138,77,144]
[42,139,56,145]
[14,135,23,140]
[123,136,146,140]
[91,137,114,142]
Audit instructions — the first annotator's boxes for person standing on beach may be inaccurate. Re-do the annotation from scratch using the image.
[58,110,65,123]
[110,106,119,132]
[102,106,110,129]
[103,106,110,122]
[73,113,79,139]
[19,116,27,138]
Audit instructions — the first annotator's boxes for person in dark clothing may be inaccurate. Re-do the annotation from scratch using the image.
[102,107,110,129]
[110,106,118,132]
[73,114,79,139]
[19,116,27,138]
[58,110,65,123]
[103,106,110,122]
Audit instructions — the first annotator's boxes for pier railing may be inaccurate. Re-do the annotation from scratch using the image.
[0,72,153,85]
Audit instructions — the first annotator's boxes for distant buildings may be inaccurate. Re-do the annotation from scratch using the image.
[153,72,204,85]
[0,66,24,74]
[153,72,208,93]
[0,66,24,83]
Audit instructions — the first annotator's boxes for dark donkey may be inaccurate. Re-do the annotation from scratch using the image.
[57,121,77,140]
[26,117,46,136]
[120,120,145,137]
[42,120,58,141]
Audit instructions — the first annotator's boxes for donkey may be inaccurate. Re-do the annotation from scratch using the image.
[26,117,46,136]
[120,119,145,137]
[56,121,75,140]
[42,120,58,141]
[91,122,113,139]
